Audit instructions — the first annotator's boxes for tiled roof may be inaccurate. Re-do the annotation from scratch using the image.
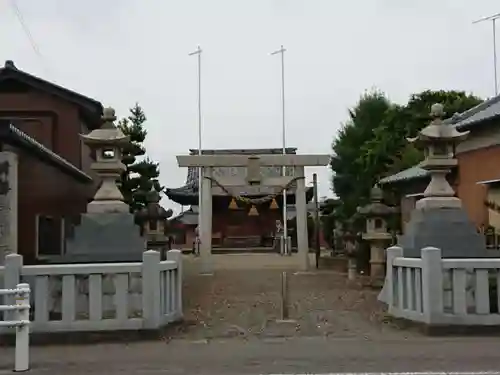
[452,95,500,130]
[378,165,429,185]
[0,120,92,182]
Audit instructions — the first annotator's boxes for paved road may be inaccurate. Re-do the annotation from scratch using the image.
[2,337,500,374]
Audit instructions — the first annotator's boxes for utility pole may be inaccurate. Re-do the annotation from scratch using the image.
[271,45,289,255]
[473,12,500,96]
[189,46,203,255]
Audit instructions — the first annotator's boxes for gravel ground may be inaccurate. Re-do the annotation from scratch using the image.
[168,255,420,340]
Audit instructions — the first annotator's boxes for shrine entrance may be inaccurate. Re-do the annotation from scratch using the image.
[176,153,330,273]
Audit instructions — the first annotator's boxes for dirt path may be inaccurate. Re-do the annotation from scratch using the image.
[166,254,421,340]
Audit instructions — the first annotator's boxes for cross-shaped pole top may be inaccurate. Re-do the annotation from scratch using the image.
[271,45,286,55]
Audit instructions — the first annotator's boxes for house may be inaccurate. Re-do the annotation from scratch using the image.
[165,148,314,250]
[379,96,500,234]
[0,60,103,264]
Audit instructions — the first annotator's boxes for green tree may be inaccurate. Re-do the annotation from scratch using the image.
[331,90,393,221]
[360,90,483,179]
[331,89,482,226]
[118,103,162,212]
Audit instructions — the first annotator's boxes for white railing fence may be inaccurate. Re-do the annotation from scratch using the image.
[386,246,500,326]
[0,283,30,372]
[0,249,183,334]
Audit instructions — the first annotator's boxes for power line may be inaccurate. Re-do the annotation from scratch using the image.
[8,0,51,75]
[473,12,500,96]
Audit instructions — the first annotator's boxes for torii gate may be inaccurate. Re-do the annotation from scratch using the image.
[176,153,330,273]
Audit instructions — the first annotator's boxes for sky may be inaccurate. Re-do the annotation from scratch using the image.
[0,0,499,214]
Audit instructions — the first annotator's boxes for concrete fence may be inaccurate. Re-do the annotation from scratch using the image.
[0,249,183,333]
[385,246,500,326]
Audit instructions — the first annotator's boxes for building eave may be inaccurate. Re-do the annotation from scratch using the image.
[378,166,430,186]
[0,120,92,183]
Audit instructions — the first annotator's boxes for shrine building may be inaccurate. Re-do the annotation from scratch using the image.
[166,148,314,250]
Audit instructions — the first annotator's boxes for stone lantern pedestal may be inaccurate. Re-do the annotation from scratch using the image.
[358,185,395,287]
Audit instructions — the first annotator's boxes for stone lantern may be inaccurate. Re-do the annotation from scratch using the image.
[342,218,358,281]
[358,184,395,286]
[397,103,487,258]
[135,187,173,259]
[333,221,343,255]
[63,107,146,263]
[408,103,468,205]
[80,107,130,214]
[379,103,491,307]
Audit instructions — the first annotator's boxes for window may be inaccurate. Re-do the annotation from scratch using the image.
[36,215,65,257]
[432,144,448,156]
[149,220,158,231]
[102,148,115,159]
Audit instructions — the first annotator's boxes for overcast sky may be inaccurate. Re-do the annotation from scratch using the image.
[1,0,499,213]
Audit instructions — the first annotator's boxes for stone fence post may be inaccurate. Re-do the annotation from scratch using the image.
[167,249,183,319]
[385,246,403,311]
[141,250,161,329]
[421,247,443,324]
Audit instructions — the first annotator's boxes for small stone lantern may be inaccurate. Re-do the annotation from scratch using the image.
[333,221,343,255]
[358,184,396,286]
[80,107,130,214]
[342,218,358,281]
[135,187,173,258]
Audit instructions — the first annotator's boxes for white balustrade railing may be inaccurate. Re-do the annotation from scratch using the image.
[385,246,500,325]
[0,283,30,372]
[0,249,182,334]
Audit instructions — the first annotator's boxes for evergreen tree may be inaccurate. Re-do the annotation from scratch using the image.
[117,103,162,212]
[331,89,482,224]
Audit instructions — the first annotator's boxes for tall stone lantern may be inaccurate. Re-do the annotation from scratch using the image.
[379,103,491,307]
[81,107,130,214]
[135,187,173,259]
[358,184,395,286]
[396,103,488,258]
[63,107,146,262]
